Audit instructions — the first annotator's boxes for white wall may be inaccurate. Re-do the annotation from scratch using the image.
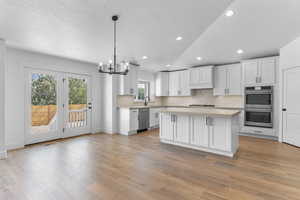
[102,74,119,134]
[5,47,103,149]
[279,36,300,142]
[0,40,7,158]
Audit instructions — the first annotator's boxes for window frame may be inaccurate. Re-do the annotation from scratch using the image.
[135,81,150,101]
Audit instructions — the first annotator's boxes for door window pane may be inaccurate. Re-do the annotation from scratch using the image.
[31,73,57,134]
[68,77,88,128]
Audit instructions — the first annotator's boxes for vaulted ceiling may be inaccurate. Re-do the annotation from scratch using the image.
[0,0,300,71]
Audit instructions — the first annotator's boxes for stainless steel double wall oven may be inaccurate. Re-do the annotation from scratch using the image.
[244,86,273,128]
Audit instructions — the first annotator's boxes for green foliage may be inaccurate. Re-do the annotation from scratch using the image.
[68,78,87,105]
[31,74,87,105]
[31,74,57,105]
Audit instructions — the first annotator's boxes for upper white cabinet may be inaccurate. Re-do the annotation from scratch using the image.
[155,72,169,96]
[189,66,214,89]
[213,64,242,96]
[179,70,191,96]
[119,66,137,95]
[242,57,278,86]
[168,70,191,96]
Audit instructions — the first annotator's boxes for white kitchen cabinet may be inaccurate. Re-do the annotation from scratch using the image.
[168,71,179,96]
[259,57,276,85]
[189,66,214,89]
[242,56,277,86]
[190,116,209,147]
[155,72,169,96]
[160,111,240,157]
[214,64,242,96]
[208,117,229,151]
[160,113,173,140]
[243,61,258,85]
[179,70,191,96]
[174,114,189,144]
[119,66,137,95]
[213,66,227,96]
[119,108,139,135]
[168,70,191,96]
[149,108,160,128]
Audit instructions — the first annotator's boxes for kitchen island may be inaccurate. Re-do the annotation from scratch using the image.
[159,107,241,157]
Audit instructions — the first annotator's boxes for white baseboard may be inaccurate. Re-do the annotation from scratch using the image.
[161,139,235,158]
[0,150,7,159]
[239,132,278,140]
[6,143,25,151]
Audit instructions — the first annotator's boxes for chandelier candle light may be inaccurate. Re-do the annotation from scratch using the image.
[98,15,130,75]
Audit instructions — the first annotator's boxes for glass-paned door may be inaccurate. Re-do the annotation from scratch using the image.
[63,74,92,137]
[25,69,92,144]
[25,69,62,144]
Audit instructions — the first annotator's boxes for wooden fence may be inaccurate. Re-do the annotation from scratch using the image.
[32,104,86,126]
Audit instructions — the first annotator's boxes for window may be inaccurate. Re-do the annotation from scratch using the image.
[136,81,150,101]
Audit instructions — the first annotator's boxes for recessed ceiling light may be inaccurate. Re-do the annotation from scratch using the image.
[196,57,202,61]
[176,36,183,41]
[225,10,234,17]
[237,49,244,54]
[142,56,148,59]
[166,64,171,67]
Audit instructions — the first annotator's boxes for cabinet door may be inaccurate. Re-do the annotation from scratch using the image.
[198,67,213,87]
[179,70,191,96]
[227,64,242,95]
[243,61,258,85]
[259,58,276,85]
[213,66,227,96]
[209,117,230,151]
[155,72,169,96]
[174,114,189,144]
[149,109,156,128]
[130,109,139,131]
[169,71,179,96]
[190,116,209,147]
[189,68,199,87]
[160,113,173,140]
[119,66,137,95]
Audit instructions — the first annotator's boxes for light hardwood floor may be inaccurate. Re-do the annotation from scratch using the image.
[1,129,300,200]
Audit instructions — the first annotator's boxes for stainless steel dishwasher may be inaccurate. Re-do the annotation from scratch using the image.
[138,108,149,132]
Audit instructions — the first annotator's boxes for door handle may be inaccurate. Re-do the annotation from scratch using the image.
[88,103,92,110]
[282,108,287,111]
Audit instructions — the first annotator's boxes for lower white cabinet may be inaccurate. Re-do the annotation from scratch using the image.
[160,112,239,157]
[149,108,160,128]
[190,116,209,147]
[160,113,173,140]
[119,108,139,135]
[174,114,190,144]
[209,117,230,151]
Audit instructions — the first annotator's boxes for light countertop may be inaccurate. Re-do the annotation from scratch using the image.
[159,107,241,117]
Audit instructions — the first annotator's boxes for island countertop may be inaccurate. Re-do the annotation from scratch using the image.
[159,107,240,116]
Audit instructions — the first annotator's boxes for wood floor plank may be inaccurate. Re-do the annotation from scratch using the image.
[1,129,300,200]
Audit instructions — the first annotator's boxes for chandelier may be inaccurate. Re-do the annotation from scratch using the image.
[98,15,129,75]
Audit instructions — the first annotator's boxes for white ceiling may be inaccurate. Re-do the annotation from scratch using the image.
[0,0,300,71]
[174,0,300,69]
[0,0,232,71]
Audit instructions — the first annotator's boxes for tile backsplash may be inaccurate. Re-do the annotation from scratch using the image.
[117,89,243,108]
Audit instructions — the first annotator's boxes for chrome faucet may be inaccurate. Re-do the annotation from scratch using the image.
[144,96,150,106]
